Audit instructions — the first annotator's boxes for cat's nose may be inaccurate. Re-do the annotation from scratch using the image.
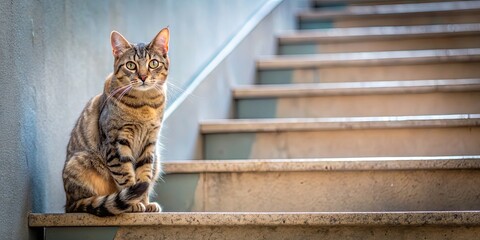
[140,75,147,81]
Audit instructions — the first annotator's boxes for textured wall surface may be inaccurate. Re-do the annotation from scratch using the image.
[161,1,307,160]
[0,0,302,239]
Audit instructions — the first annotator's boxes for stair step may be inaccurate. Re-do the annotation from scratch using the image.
[29,212,480,239]
[299,1,480,29]
[157,157,480,212]
[279,24,480,54]
[311,0,458,9]
[234,79,480,118]
[201,114,480,159]
[202,114,480,133]
[257,48,480,84]
[163,156,480,173]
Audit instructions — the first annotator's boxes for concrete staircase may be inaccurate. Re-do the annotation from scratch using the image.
[30,0,480,239]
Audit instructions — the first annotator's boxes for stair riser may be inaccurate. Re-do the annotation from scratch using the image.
[157,170,480,212]
[204,127,480,159]
[45,227,117,240]
[299,12,480,29]
[312,0,458,8]
[111,226,480,240]
[236,91,480,118]
[279,35,480,55]
[43,225,480,240]
[258,62,480,84]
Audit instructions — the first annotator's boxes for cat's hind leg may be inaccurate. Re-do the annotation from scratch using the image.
[63,151,148,216]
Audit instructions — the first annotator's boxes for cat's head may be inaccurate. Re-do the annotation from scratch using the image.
[110,28,169,92]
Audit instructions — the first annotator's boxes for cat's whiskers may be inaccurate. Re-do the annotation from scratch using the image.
[156,139,166,152]
[105,85,127,101]
[101,84,131,109]
[156,174,165,183]
[165,80,184,96]
[164,79,201,103]
[153,83,165,95]
[116,85,133,103]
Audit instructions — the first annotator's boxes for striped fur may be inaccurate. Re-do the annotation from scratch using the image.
[63,28,169,217]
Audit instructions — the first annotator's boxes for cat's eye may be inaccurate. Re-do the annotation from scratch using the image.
[149,59,159,69]
[125,61,136,70]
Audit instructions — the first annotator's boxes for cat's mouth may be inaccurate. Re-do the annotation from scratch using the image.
[132,79,163,92]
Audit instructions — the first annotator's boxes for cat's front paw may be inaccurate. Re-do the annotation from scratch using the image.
[130,202,146,213]
[145,202,162,212]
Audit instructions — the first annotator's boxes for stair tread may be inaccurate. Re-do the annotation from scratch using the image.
[163,156,480,173]
[29,211,480,227]
[201,114,480,133]
[279,23,480,43]
[257,48,480,69]
[234,79,480,98]
[312,0,456,5]
[299,1,480,19]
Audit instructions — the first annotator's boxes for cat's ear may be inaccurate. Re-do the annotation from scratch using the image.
[149,27,169,56]
[110,31,131,58]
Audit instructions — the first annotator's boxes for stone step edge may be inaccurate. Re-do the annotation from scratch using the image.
[311,0,458,5]
[298,1,480,20]
[233,79,480,99]
[201,114,480,133]
[162,156,480,173]
[257,48,480,69]
[29,211,480,227]
[278,23,480,44]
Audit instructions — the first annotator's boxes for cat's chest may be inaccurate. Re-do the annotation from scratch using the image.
[110,99,164,123]
[129,105,161,122]
[113,119,160,158]
[129,122,159,157]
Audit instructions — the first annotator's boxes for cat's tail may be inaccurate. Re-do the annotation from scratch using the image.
[66,182,149,217]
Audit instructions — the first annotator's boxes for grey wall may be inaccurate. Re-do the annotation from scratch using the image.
[161,0,308,161]
[0,0,300,239]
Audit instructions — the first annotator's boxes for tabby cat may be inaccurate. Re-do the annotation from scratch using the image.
[62,28,169,216]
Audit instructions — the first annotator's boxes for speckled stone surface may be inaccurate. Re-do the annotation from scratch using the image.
[299,1,480,19]
[278,23,480,43]
[257,48,480,69]
[113,225,480,240]
[260,62,480,84]
[245,92,480,118]
[157,156,480,212]
[198,170,480,212]
[233,79,480,98]
[28,211,480,227]
[162,156,480,173]
[234,79,480,118]
[279,35,480,55]
[201,114,480,133]
[203,125,480,159]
